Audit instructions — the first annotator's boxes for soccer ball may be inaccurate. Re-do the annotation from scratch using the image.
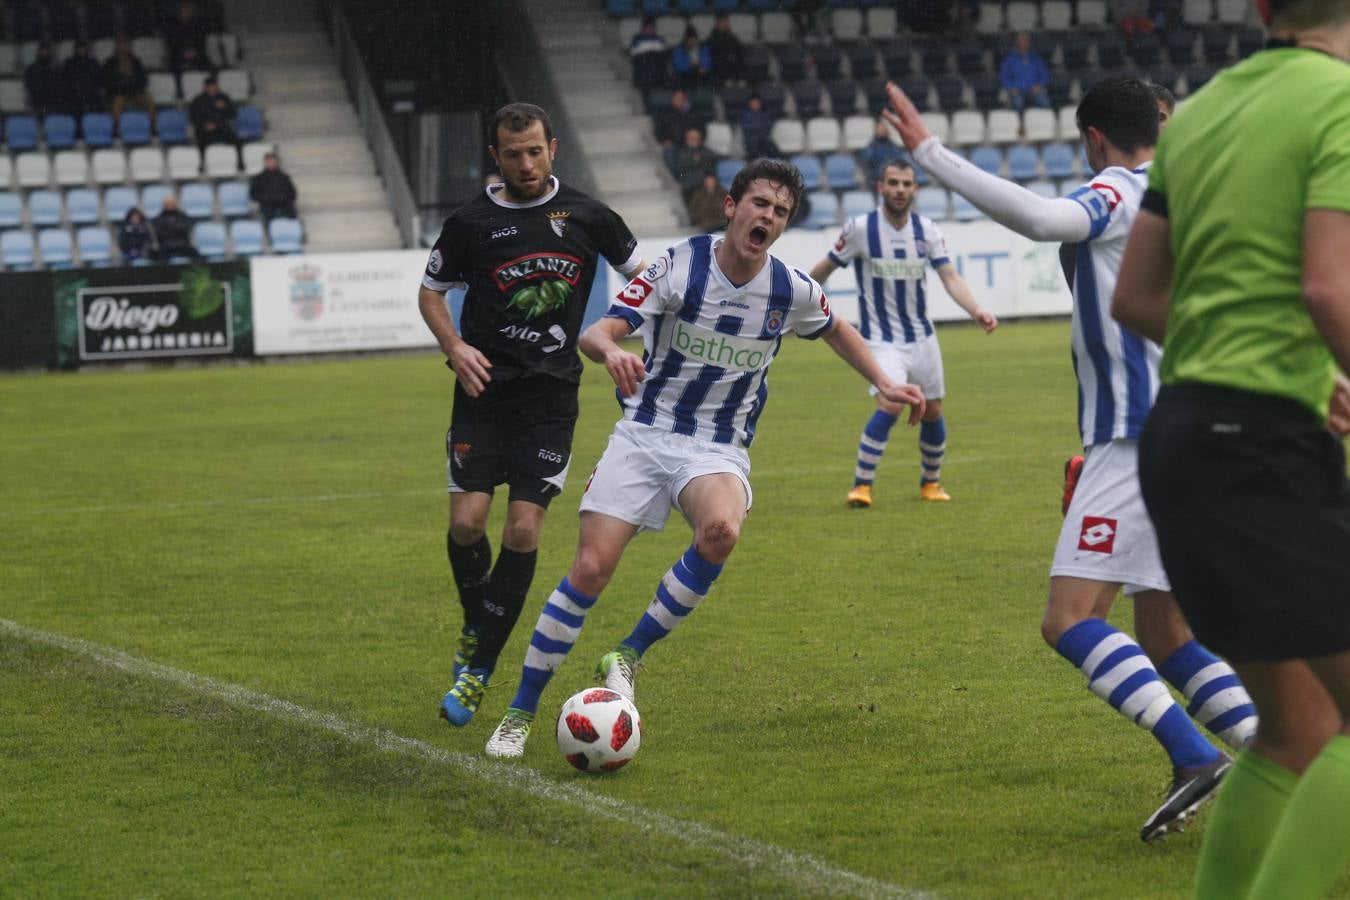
[556,688,641,773]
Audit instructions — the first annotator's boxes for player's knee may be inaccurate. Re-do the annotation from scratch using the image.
[449,519,485,546]
[501,519,542,552]
[1040,607,1079,650]
[696,519,740,563]
[877,397,905,417]
[569,550,617,596]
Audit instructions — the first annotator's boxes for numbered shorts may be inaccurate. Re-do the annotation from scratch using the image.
[866,334,945,401]
[1050,438,1169,596]
[578,420,753,533]
[446,375,577,508]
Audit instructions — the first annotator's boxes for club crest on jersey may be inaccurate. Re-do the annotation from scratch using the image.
[547,210,570,238]
[763,308,786,336]
[492,252,583,291]
[1077,516,1117,554]
[452,441,471,468]
[427,248,443,275]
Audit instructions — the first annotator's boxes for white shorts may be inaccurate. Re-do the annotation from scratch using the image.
[1051,439,1169,595]
[866,334,945,401]
[578,420,753,533]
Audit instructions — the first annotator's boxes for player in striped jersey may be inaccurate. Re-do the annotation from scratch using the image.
[883,76,1257,841]
[484,159,926,758]
[809,159,996,506]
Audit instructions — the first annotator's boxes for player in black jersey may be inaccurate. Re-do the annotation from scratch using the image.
[418,102,643,728]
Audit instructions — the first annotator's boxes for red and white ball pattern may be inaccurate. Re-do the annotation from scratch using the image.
[555,688,642,773]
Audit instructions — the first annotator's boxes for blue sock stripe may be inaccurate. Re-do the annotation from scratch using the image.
[1092,643,1147,682]
[864,410,899,441]
[510,666,554,714]
[1054,618,1118,668]
[655,582,696,618]
[623,613,669,657]
[1108,668,1161,713]
[1157,638,1211,684]
[1187,674,1242,712]
[919,416,946,445]
[540,602,586,630]
[921,462,940,472]
[1206,704,1258,734]
[1153,706,1223,769]
[557,577,598,609]
[679,546,723,585]
[529,633,574,655]
[857,460,878,472]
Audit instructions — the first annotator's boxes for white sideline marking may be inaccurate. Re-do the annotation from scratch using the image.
[2,618,932,900]
[0,489,437,518]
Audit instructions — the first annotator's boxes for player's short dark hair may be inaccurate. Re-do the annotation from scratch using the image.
[1076,75,1159,154]
[877,157,915,180]
[728,158,805,218]
[1149,82,1176,115]
[489,102,553,147]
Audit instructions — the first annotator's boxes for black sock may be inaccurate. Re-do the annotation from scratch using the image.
[447,533,492,630]
[468,547,538,673]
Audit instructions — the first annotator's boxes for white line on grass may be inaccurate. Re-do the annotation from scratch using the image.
[2,618,934,900]
[0,489,438,518]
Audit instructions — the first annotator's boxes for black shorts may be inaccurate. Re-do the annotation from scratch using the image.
[446,375,579,508]
[1139,383,1350,664]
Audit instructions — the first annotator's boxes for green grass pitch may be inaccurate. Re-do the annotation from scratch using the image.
[4,320,1343,898]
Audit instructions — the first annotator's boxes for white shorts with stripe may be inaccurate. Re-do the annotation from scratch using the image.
[578,420,753,533]
[1051,438,1169,595]
[865,334,945,401]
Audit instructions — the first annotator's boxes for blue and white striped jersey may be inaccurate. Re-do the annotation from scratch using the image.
[606,234,834,448]
[1062,164,1161,448]
[827,209,952,344]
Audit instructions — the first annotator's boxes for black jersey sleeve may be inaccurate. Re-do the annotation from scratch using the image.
[422,216,469,292]
[595,205,641,277]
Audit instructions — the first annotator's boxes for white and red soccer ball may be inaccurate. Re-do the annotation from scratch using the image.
[556,688,641,773]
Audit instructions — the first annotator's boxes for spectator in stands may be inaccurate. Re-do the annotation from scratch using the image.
[685,172,726,233]
[165,0,210,77]
[153,195,200,260]
[999,32,1052,112]
[118,207,155,262]
[671,127,719,199]
[189,76,242,168]
[63,41,105,117]
[857,120,905,182]
[24,42,64,118]
[250,152,299,222]
[707,14,745,86]
[629,16,669,91]
[738,92,779,159]
[672,26,713,90]
[792,0,826,40]
[1111,0,1156,43]
[654,88,707,173]
[102,37,155,122]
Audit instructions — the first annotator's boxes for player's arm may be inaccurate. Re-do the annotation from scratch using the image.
[936,263,997,332]
[1110,206,1174,344]
[579,316,647,398]
[808,256,840,285]
[1303,209,1350,378]
[821,318,925,424]
[882,82,1092,243]
[418,285,493,397]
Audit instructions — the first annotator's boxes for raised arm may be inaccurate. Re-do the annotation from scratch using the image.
[418,285,492,397]
[820,318,925,423]
[936,263,997,332]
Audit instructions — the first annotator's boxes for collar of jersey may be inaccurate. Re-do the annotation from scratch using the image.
[485,177,560,209]
[709,238,768,290]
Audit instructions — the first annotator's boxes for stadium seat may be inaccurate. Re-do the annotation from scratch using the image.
[841,189,874,219]
[129,146,164,182]
[969,71,1003,111]
[792,82,825,119]
[229,218,265,256]
[842,115,875,151]
[1182,0,1214,22]
[775,44,809,82]
[934,74,966,111]
[674,0,704,13]
[157,108,190,145]
[192,221,228,260]
[1006,1,1039,31]
[1202,29,1234,63]
[987,109,1020,144]
[897,75,933,112]
[104,186,138,222]
[131,36,165,68]
[66,188,101,225]
[1131,33,1163,67]
[952,192,982,221]
[15,152,51,188]
[43,114,77,150]
[0,191,21,228]
[825,79,861,117]
[204,145,240,178]
[1042,142,1077,179]
[1056,104,1078,141]
[1060,34,1092,70]
[915,186,949,221]
[1026,179,1058,199]
[1167,30,1199,64]
[38,227,73,267]
[867,6,898,39]
[268,217,303,253]
[218,180,251,218]
[802,190,840,229]
[179,69,210,101]
[1023,107,1057,142]
[0,43,15,75]
[920,111,950,143]
[832,8,864,41]
[879,40,912,79]
[51,150,88,187]
[6,114,38,152]
[90,147,127,186]
[80,112,115,148]
[1007,144,1039,181]
[0,77,25,113]
[805,117,842,153]
[970,145,1003,175]
[760,11,794,43]
[743,44,771,81]
[1097,35,1128,69]
[207,33,242,67]
[217,68,251,99]
[791,154,823,191]
[140,183,171,217]
[949,110,985,146]
[147,71,178,105]
[76,225,112,265]
[167,145,200,181]
[953,39,985,73]
[119,110,153,146]
[1041,0,1073,30]
[715,157,745,187]
[233,105,265,143]
[823,152,859,190]
[1,228,36,268]
[1184,63,1219,94]
[1149,64,1182,94]
[28,189,62,226]
[770,120,806,155]
[1076,0,1109,27]
[757,83,787,118]
[1215,0,1248,23]
[181,182,215,218]
[0,155,10,190]
[704,121,733,156]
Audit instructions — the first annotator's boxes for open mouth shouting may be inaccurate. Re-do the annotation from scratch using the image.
[747,226,768,249]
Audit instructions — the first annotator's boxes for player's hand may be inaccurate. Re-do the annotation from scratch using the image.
[881,82,933,152]
[447,340,493,397]
[876,379,926,425]
[604,348,647,398]
[975,309,998,333]
[1327,373,1350,436]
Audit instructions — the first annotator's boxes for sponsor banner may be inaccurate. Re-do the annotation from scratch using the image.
[53,263,251,367]
[252,250,449,355]
[608,221,1074,326]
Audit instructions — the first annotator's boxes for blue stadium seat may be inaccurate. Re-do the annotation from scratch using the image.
[1130,33,1163,67]
[38,227,74,267]
[791,154,823,191]
[76,225,112,264]
[268,217,303,253]
[934,74,965,111]
[715,157,745,187]
[218,180,251,218]
[823,153,859,190]
[1007,145,1040,181]
[0,191,21,228]
[140,183,172,218]
[841,188,874,219]
[825,79,861,117]
[969,145,1003,175]
[43,114,77,150]
[952,192,982,221]
[1097,35,1128,68]
[1,228,35,268]
[104,186,138,222]
[711,0,739,10]
[80,112,115,148]
[181,182,215,218]
[119,110,153,146]
[233,106,264,142]
[643,0,672,13]
[791,81,824,119]
[802,190,840,229]
[1041,142,1077,179]
[606,0,639,14]
[675,0,705,13]
[812,44,844,81]
[157,108,190,145]
[229,218,265,256]
[776,45,809,83]
[879,40,911,79]
[5,114,38,152]
[916,186,949,221]
[29,190,63,226]
[66,188,101,224]
[192,221,228,260]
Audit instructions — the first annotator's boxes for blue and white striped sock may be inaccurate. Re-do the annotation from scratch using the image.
[919,416,946,485]
[1159,639,1258,750]
[509,577,597,716]
[1057,619,1220,769]
[854,410,898,486]
[621,546,723,657]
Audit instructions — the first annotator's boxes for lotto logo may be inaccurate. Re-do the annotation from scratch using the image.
[619,278,652,307]
[1077,516,1117,553]
[819,292,831,315]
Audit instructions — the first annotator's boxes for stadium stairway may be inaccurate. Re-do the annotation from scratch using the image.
[222,0,402,252]
[524,0,686,236]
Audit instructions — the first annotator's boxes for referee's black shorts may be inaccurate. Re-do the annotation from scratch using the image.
[446,374,579,508]
[1139,383,1350,664]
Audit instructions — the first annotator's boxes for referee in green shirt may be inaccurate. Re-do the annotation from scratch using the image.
[1113,2,1350,896]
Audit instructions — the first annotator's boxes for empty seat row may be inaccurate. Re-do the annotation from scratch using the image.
[618,6,898,45]
[1,106,262,149]
[0,217,298,269]
[0,141,272,188]
[0,179,260,227]
[0,34,243,76]
[0,67,252,115]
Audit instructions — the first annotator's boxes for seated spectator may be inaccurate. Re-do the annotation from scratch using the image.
[102,38,155,121]
[792,0,825,40]
[118,207,155,261]
[165,0,210,77]
[1110,0,1155,43]
[738,93,779,159]
[707,14,745,86]
[654,88,707,172]
[672,26,712,90]
[153,195,200,260]
[671,127,719,199]
[249,152,299,222]
[857,120,905,182]
[63,41,105,117]
[188,76,242,167]
[1000,32,1052,112]
[24,43,64,117]
[686,172,726,232]
[630,17,669,91]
